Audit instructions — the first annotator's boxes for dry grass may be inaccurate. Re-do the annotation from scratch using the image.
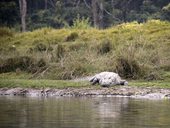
[0,20,170,80]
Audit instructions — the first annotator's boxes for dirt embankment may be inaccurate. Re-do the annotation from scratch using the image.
[1,86,170,99]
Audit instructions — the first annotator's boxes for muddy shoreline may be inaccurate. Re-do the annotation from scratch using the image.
[1,86,170,99]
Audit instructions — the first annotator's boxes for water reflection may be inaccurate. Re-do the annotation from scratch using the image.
[0,96,170,128]
[92,97,129,128]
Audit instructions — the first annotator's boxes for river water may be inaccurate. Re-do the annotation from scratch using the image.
[0,96,170,128]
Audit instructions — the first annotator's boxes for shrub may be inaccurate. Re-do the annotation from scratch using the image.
[0,27,14,37]
[71,16,91,29]
[97,40,112,55]
[0,56,33,73]
[116,57,141,79]
[68,42,87,51]
[51,44,65,62]
[0,56,46,73]
[144,71,163,81]
[65,32,78,42]
[34,43,47,52]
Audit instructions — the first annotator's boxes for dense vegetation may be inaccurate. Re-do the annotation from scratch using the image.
[0,20,170,82]
[0,0,170,30]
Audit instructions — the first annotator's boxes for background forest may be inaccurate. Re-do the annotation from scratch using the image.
[1,0,170,31]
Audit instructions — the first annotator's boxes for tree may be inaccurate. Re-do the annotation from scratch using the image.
[45,0,47,9]
[1,0,170,30]
[19,0,27,32]
[92,0,98,28]
[98,1,104,28]
[0,1,19,27]
[91,0,104,28]
[162,3,170,20]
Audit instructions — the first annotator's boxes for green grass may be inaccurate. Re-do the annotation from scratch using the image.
[0,72,170,88]
[129,80,170,88]
[0,72,31,79]
[0,78,169,89]
[0,72,169,89]
[0,79,90,89]
[0,72,90,89]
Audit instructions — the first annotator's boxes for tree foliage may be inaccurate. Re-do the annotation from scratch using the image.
[0,0,170,30]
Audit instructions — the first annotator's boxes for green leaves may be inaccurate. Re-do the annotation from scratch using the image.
[71,16,91,29]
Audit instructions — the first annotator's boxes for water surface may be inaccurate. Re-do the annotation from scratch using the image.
[0,96,170,128]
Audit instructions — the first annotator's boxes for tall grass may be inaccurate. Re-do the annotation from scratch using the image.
[0,20,170,80]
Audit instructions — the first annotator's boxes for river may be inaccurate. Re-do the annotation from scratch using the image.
[0,96,170,128]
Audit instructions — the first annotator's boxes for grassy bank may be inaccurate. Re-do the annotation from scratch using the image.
[0,20,170,87]
[0,79,90,89]
[0,78,170,89]
[0,72,169,88]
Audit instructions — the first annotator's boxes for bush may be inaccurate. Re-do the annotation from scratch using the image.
[0,56,33,73]
[65,32,78,42]
[0,27,14,37]
[144,71,163,81]
[71,16,91,29]
[51,44,65,61]
[0,56,46,73]
[68,42,87,51]
[97,40,112,55]
[34,43,47,52]
[116,57,141,79]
